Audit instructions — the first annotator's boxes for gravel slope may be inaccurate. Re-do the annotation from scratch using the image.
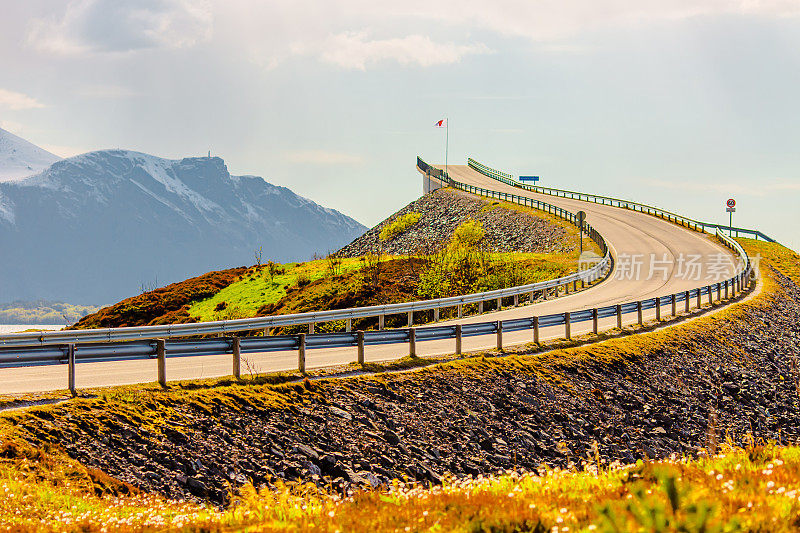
[337,188,576,257]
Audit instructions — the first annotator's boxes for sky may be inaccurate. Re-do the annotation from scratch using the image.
[1,0,798,252]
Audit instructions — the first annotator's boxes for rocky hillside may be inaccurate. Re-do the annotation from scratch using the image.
[337,188,577,257]
[10,242,799,507]
[0,148,365,304]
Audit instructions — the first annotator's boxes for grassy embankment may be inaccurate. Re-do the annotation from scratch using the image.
[75,194,594,330]
[0,240,798,531]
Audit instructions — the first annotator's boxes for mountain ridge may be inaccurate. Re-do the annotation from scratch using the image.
[0,144,366,304]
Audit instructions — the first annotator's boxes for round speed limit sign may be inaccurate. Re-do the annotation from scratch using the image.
[726,198,736,208]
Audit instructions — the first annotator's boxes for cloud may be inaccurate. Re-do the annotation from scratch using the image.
[27,0,212,55]
[314,32,490,70]
[0,89,44,111]
[282,150,364,166]
[361,1,800,41]
[234,0,800,71]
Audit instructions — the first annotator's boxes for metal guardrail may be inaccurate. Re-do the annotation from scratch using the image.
[0,164,611,350]
[1,227,751,397]
[0,156,754,398]
[467,158,514,181]
[466,157,776,242]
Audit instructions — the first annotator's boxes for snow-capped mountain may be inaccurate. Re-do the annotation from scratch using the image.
[0,149,366,304]
[0,127,61,181]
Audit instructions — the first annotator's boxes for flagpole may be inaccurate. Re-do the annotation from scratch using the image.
[445,117,449,179]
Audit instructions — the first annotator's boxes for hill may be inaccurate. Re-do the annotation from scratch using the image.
[72,187,586,329]
[0,148,366,305]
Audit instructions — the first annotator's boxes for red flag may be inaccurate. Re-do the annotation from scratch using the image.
[435,119,447,128]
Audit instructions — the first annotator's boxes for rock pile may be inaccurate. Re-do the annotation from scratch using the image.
[337,188,575,257]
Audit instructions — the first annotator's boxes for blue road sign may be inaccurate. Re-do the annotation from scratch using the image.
[519,175,540,183]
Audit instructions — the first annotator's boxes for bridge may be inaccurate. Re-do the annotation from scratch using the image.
[0,157,756,394]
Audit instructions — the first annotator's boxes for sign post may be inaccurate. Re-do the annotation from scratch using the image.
[576,210,586,254]
[726,199,736,237]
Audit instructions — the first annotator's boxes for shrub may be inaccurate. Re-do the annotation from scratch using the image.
[379,212,421,241]
[450,218,484,250]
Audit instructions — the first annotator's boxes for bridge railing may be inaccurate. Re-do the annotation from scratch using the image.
[466,157,777,242]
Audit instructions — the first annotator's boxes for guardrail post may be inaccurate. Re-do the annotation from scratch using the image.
[407,311,413,327]
[655,297,661,321]
[543,287,548,300]
[232,337,241,380]
[378,314,385,330]
[637,301,643,326]
[533,316,540,344]
[308,322,314,334]
[671,295,677,317]
[707,285,713,306]
[496,321,503,350]
[592,308,599,335]
[573,280,578,292]
[408,327,416,357]
[263,327,271,337]
[457,304,463,318]
[479,301,484,314]
[565,282,569,294]
[157,339,166,388]
[298,333,306,372]
[346,318,352,332]
[434,307,440,322]
[455,324,462,354]
[357,330,365,364]
[616,304,622,329]
[67,344,76,397]
[696,289,702,309]
[565,312,571,339]
[717,283,721,302]
[529,291,535,304]
[685,290,690,313]
[496,297,502,310]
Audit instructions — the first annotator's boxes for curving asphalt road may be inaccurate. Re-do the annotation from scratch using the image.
[0,164,739,394]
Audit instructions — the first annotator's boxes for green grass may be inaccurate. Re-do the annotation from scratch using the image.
[188,251,581,324]
[188,258,363,321]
